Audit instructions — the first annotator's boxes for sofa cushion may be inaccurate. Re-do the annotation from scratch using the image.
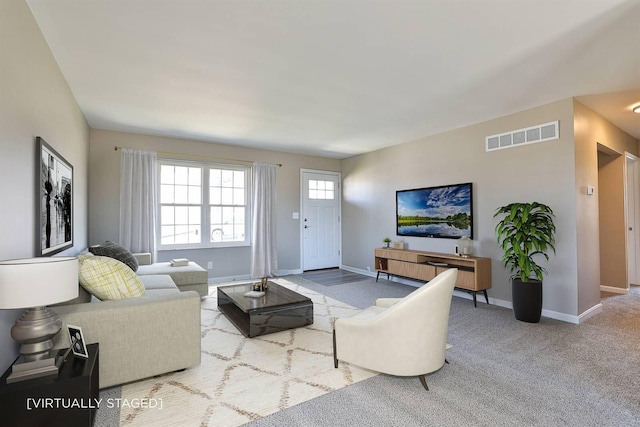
[139,274,178,291]
[89,241,139,272]
[78,255,145,300]
[136,262,207,287]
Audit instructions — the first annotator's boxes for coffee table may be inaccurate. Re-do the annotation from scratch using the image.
[217,282,313,338]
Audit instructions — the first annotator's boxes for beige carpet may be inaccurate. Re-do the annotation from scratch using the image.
[119,278,378,426]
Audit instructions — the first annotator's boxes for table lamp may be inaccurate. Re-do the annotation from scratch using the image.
[0,256,78,383]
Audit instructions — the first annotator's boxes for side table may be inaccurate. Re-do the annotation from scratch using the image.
[0,343,99,427]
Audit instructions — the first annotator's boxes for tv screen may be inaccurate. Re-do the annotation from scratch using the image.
[396,182,473,239]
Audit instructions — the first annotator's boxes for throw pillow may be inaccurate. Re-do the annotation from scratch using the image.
[78,255,145,300]
[89,241,139,272]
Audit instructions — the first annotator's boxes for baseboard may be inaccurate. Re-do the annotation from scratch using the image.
[578,303,603,323]
[208,274,251,284]
[341,264,582,324]
[340,265,378,279]
[208,269,305,284]
[600,285,628,294]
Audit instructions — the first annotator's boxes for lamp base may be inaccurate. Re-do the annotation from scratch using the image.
[7,351,59,383]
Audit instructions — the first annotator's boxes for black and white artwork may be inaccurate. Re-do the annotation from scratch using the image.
[66,324,88,359]
[38,137,73,256]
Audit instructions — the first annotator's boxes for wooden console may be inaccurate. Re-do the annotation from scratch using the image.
[374,248,491,307]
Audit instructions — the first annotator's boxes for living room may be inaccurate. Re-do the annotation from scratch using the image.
[2,0,639,425]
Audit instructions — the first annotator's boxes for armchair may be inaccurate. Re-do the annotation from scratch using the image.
[333,268,457,390]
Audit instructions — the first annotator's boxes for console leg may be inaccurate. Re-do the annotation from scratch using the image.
[473,292,477,307]
[483,290,489,305]
[376,271,380,282]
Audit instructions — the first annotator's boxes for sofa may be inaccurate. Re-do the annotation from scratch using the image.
[50,253,203,389]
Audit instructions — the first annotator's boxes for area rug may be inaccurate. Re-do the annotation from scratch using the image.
[119,278,377,426]
[301,268,371,286]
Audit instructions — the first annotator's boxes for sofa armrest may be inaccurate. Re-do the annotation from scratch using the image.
[51,291,201,388]
[374,298,401,308]
[133,252,152,265]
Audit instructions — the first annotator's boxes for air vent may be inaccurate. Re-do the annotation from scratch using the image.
[486,121,559,152]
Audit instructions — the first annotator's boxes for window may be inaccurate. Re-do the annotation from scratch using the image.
[159,161,250,249]
[308,179,335,200]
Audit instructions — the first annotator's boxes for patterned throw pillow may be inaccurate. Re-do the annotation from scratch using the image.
[89,241,139,272]
[78,255,145,300]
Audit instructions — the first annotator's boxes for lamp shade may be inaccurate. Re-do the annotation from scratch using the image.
[0,257,78,309]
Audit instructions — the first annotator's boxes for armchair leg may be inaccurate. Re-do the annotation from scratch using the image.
[418,375,429,391]
[333,329,338,368]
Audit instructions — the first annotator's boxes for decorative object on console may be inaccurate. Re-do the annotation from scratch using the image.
[494,202,556,323]
[383,237,391,248]
[392,241,404,249]
[0,257,78,383]
[37,137,73,256]
[396,183,473,239]
[457,235,473,257]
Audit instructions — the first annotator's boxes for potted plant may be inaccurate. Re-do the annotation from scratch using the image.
[493,202,556,323]
[383,237,392,248]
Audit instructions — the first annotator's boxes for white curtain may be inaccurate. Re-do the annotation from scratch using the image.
[251,162,278,278]
[119,149,158,260]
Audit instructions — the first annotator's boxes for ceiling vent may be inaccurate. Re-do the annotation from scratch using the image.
[486,121,559,152]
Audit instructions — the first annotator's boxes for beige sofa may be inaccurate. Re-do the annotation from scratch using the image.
[50,256,202,389]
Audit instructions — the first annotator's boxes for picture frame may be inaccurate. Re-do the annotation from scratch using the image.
[396,182,473,239]
[37,136,73,256]
[66,324,88,359]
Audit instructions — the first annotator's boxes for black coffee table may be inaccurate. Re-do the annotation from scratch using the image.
[217,282,313,338]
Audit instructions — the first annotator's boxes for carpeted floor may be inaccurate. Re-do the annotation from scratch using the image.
[248,279,640,427]
[301,268,371,286]
[95,276,640,426]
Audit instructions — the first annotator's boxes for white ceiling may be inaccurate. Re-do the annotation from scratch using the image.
[27,0,640,159]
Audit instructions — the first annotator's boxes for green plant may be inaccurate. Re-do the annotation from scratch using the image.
[493,202,556,282]
[383,237,391,244]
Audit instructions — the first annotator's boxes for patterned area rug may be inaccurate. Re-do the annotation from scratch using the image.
[119,278,377,426]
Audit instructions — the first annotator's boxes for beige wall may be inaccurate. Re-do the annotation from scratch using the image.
[341,98,579,318]
[89,129,340,278]
[573,100,638,313]
[0,0,90,371]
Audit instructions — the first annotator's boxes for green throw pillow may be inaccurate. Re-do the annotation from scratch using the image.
[78,255,145,300]
[89,241,139,272]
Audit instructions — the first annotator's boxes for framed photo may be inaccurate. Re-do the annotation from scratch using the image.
[66,325,88,359]
[37,137,73,256]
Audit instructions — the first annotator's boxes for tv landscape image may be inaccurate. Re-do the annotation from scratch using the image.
[396,183,473,239]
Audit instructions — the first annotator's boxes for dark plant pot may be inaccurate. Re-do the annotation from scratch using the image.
[511,278,542,323]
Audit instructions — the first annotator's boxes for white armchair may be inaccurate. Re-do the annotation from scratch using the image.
[333,268,457,390]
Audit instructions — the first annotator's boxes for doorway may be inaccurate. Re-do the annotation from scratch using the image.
[625,153,640,286]
[597,145,627,293]
[300,170,341,271]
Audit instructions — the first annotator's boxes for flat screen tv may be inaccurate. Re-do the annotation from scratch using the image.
[396,182,473,239]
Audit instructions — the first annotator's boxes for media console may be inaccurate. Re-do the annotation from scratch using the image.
[374,248,492,307]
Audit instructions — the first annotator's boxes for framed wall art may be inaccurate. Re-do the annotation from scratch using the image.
[37,136,73,256]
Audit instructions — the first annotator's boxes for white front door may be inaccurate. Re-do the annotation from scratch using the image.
[301,170,341,271]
